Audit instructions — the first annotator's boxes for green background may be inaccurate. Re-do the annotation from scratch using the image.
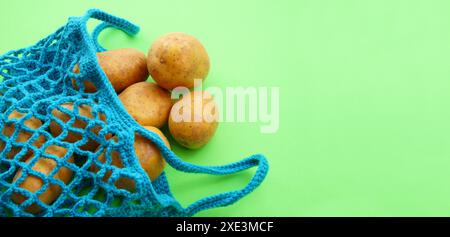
[2,0,450,217]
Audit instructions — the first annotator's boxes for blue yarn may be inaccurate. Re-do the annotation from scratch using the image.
[0,9,269,217]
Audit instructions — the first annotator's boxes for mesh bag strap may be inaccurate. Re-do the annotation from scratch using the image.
[82,9,140,52]
[136,126,270,216]
[91,23,111,52]
[183,154,269,216]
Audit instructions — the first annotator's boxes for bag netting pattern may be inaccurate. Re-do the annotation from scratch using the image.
[0,9,269,217]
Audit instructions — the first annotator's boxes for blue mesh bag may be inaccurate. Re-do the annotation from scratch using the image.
[0,9,269,217]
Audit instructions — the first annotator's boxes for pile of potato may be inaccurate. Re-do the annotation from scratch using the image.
[4,32,218,213]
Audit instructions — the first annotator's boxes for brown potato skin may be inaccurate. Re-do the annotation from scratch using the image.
[12,145,74,214]
[49,103,105,151]
[135,126,169,181]
[169,91,219,149]
[73,48,149,93]
[147,32,210,90]
[119,82,173,128]
[93,126,169,191]
[1,111,44,159]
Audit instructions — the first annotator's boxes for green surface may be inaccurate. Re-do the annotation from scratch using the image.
[2,0,450,217]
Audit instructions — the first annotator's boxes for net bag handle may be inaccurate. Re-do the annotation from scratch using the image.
[82,9,140,52]
[135,126,270,216]
[91,23,112,52]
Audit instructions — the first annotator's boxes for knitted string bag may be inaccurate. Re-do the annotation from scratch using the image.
[0,9,269,217]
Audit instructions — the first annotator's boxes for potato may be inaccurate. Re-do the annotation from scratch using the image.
[134,126,169,181]
[0,111,45,160]
[12,145,74,214]
[169,91,219,149]
[73,48,148,93]
[49,103,105,151]
[147,32,210,90]
[92,126,169,191]
[119,82,173,128]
